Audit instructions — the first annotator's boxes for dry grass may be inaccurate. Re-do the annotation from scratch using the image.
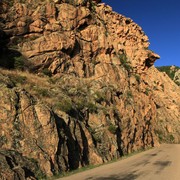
[0,68,49,87]
[0,69,78,112]
[0,68,119,115]
[0,68,55,104]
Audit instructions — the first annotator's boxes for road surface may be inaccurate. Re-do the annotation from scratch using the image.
[58,144,180,180]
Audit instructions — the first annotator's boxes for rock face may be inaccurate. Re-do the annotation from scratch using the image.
[0,80,59,177]
[0,0,159,74]
[145,67,180,143]
[174,69,180,85]
[0,0,179,179]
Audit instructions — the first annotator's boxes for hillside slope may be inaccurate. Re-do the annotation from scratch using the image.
[0,0,180,179]
[157,66,180,86]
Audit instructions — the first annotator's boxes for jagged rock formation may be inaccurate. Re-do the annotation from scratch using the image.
[0,0,180,179]
[0,0,159,74]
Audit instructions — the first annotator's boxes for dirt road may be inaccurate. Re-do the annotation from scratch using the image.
[59,144,180,180]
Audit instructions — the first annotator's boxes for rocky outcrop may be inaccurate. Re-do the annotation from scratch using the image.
[0,0,179,179]
[0,69,160,178]
[0,81,59,177]
[0,149,45,180]
[174,69,180,85]
[0,0,159,75]
[145,67,180,143]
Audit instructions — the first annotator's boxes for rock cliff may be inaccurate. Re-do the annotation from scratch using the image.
[0,0,180,179]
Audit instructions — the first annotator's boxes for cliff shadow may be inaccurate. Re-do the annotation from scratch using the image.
[53,112,90,172]
[0,29,29,70]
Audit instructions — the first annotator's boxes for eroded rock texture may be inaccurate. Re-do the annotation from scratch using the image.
[0,0,179,179]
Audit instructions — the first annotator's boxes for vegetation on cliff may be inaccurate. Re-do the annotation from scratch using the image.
[157,66,180,85]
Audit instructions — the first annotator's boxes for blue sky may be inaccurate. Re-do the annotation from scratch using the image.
[102,0,180,67]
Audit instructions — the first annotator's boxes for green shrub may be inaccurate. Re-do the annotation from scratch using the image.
[88,126,96,134]
[90,0,96,12]
[14,56,25,70]
[168,134,175,143]
[42,68,52,77]
[75,97,87,110]
[127,90,133,98]
[74,95,98,113]
[94,91,106,103]
[28,158,46,179]
[108,124,117,134]
[34,87,50,97]
[145,88,151,96]
[8,74,27,85]
[154,129,163,142]
[0,50,26,70]
[87,102,98,113]
[119,52,132,72]
[55,99,73,114]
[0,136,7,146]
[119,53,127,64]
[3,0,14,7]
[88,127,101,143]
[92,133,101,143]
[134,74,141,83]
